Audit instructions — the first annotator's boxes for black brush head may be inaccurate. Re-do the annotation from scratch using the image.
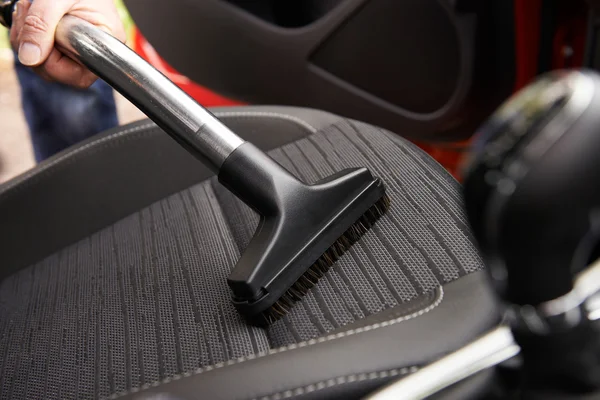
[261,194,390,324]
[219,143,389,326]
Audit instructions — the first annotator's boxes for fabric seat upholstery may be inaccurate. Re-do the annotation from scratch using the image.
[0,106,497,399]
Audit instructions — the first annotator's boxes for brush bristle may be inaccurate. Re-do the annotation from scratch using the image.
[260,193,391,325]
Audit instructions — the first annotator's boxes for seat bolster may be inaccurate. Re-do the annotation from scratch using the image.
[0,106,342,279]
[115,271,500,400]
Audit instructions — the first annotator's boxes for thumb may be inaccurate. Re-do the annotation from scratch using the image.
[16,0,75,66]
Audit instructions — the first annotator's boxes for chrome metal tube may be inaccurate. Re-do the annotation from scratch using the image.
[365,326,520,400]
[55,15,244,171]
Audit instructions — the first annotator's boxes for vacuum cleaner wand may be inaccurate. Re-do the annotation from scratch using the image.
[58,15,244,172]
[1,5,389,325]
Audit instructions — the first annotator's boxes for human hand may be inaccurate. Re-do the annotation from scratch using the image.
[10,0,126,88]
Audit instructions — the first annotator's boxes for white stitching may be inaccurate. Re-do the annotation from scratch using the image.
[109,368,418,400]
[0,123,157,196]
[0,110,444,398]
[0,110,318,197]
[111,287,443,399]
[253,367,418,400]
[213,111,318,133]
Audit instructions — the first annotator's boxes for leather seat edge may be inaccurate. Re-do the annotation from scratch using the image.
[116,271,499,400]
[0,106,341,279]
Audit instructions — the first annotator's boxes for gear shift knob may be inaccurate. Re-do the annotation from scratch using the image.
[369,71,600,399]
[464,70,600,306]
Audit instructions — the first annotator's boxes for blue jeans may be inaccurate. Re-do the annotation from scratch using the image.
[14,57,119,162]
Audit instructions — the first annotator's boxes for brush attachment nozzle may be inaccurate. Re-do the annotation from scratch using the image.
[219,142,388,325]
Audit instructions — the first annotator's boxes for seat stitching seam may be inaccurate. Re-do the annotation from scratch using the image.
[250,367,418,400]
[213,111,318,133]
[0,110,321,198]
[111,287,443,399]
[1,110,447,398]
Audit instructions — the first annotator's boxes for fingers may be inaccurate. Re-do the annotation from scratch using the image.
[9,0,30,50]
[69,7,126,42]
[9,0,121,88]
[13,0,76,67]
[42,48,98,88]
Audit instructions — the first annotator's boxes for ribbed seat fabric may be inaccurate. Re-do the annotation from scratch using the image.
[0,118,483,399]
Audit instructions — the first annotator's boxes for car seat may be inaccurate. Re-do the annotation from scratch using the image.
[0,106,498,399]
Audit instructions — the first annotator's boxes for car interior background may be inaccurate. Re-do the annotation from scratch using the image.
[1,0,600,399]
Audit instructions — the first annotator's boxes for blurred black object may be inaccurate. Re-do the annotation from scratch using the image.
[464,69,600,396]
[0,0,17,28]
[464,70,600,305]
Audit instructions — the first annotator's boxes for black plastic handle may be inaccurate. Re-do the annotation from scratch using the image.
[0,0,17,28]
